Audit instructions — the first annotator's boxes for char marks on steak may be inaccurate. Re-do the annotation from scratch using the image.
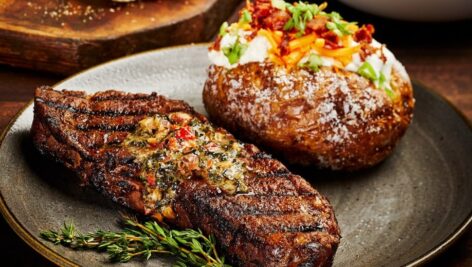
[32,86,340,266]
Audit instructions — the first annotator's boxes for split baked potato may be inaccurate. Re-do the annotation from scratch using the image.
[203,0,414,170]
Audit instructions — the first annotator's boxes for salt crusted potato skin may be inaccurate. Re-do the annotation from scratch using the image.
[203,63,414,171]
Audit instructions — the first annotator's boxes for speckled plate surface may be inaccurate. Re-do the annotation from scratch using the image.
[0,44,471,267]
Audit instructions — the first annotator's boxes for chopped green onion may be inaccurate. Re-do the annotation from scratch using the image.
[283,19,295,31]
[218,22,228,37]
[326,21,335,31]
[272,0,287,10]
[325,11,357,36]
[384,87,395,99]
[281,1,356,36]
[378,72,387,87]
[240,10,252,24]
[326,21,342,36]
[358,62,377,81]
[358,64,395,99]
[328,11,342,21]
[300,53,323,72]
[222,39,248,65]
[284,2,321,35]
[307,53,323,71]
[379,73,396,99]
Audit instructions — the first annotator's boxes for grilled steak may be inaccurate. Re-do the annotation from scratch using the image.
[32,86,340,266]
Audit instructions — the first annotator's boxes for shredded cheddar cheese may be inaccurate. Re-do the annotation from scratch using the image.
[208,0,404,97]
[211,0,370,69]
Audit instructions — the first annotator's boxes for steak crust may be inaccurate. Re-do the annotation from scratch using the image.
[32,86,340,266]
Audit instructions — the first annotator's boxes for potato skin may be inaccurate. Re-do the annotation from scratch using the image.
[203,62,414,171]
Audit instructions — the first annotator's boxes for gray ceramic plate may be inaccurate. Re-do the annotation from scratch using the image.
[0,44,471,267]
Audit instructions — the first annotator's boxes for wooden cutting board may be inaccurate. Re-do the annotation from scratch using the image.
[0,0,240,74]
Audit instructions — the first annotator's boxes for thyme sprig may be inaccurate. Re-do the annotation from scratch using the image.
[40,216,230,266]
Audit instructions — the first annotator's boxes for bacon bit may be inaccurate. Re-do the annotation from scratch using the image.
[379,45,387,62]
[146,174,156,186]
[359,43,377,60]
[175,126,195,140]
[251,0,291,31]
[248,30,258,40]
[354,24,375,43]
[320,31,342,49]
[262,10,291,31]
[209,35,222,51]
[306,15,328,34]
[279,34,291,55]
[252,1,272,25]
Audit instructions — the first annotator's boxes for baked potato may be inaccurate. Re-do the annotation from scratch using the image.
[203,0,414,170]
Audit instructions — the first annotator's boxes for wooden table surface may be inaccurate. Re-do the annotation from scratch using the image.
[0,2,471,266]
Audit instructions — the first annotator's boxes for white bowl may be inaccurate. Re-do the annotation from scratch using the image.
[339,0,472,21]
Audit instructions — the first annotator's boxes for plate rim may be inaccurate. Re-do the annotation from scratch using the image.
[403,80,472,266]
[0,43,471,267]
[0,99,78,267]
